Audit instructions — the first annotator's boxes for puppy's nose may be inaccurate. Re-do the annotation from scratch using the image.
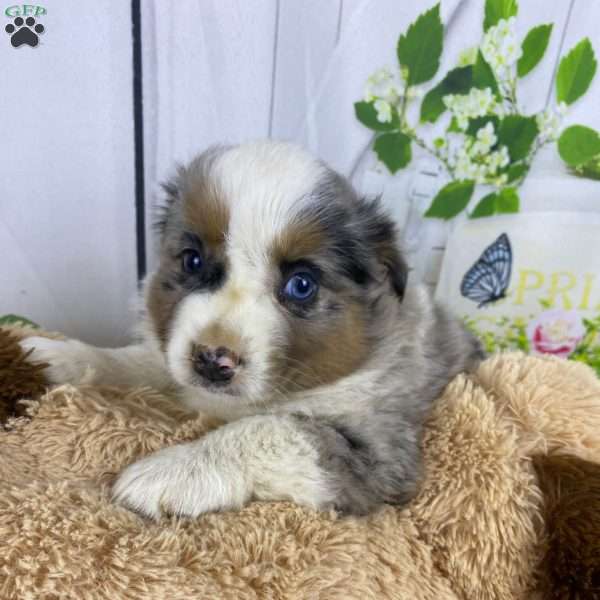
[192,345,240,384]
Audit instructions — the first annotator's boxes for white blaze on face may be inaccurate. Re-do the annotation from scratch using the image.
[214,141,327,257]
[166,142,327,414]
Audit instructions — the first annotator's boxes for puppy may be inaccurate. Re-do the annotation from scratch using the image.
[22,141,483,518]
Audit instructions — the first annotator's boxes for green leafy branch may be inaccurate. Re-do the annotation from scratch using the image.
[355,0,599,221]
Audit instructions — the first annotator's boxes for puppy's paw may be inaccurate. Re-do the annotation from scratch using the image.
[19,336,94,385]
[112,443,248,519]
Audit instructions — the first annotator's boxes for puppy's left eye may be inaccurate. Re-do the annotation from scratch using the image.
[181,249,203,273]
[283,273,318,302]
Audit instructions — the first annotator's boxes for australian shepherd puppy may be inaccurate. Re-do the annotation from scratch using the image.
[22,141,482,518]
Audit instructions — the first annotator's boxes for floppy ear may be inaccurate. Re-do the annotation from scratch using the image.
[153,168,185,242]
[358,198,409,300]
[155,144,232,241]
[374,230,409,300]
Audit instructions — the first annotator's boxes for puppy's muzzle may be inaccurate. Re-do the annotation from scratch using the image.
[192,345,241,385]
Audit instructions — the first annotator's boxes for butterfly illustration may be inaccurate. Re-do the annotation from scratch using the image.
[460,233,512,308]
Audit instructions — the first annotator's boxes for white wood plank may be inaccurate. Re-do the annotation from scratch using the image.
[0,0,137,345]
[141,0,161,273]
[270,0,342,140]
[151,0,277,171]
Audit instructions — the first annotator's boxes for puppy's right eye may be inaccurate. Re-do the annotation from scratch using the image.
[181,249,203,274]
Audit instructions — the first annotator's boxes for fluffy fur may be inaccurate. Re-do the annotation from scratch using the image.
[21,141,482,518]
[4,331,600,599]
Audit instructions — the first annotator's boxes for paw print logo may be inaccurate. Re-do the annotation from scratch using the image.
[5,16,44,48]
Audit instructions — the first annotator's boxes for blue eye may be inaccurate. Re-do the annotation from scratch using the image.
[283,273,318,302]
[181,249,203,273]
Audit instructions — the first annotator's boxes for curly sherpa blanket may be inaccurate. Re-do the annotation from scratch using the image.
[1,326,600,599]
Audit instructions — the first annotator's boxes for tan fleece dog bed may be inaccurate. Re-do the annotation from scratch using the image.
[1,326,600,599]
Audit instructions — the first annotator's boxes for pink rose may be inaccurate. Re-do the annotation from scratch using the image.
[526,309,586,359]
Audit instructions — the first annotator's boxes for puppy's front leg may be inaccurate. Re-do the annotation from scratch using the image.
[113,412,421,518]
[112,414,338,519]
[19,337,171,390]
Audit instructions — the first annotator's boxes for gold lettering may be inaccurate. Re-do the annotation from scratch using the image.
[547,272,576,309]
[579,273,595,310]
[514,269,544,305]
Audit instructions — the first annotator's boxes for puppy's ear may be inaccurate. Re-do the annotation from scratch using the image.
[154,145,231,243]
[154,168,185,241]
[358,199,409,300]
[374,230,409,300]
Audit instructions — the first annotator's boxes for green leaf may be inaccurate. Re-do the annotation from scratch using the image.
[466,115,500,137]
[374,132,412,174]
[473,51,500,96]
[572,156,600,180]
[397,4,443,85]
[497,187,520,213]
[354,101,400,132]
[497,115,539,161]
[424,180,475,220]
[448,117,463,133]
[506,162,528,183]
[0,314,40,328]
[470,187,520,219]
[484,0,518,32]
[556,38,597,105]
[470,192,497,218]
[420,66,473,123]
[558,125,600,166]
[517,24,553,77]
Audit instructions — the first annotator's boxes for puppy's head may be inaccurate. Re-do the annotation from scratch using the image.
[147,141,407,416]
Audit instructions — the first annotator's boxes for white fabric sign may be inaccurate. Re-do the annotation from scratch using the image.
[436,212,600,355]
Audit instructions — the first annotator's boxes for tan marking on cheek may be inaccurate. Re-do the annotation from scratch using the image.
[147,274,181,351]
[200,323,243,355]
[183,181,230,250]
[271,220,325,264]
[281,302,369,390]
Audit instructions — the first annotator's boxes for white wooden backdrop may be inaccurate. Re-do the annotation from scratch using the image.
[1,0,598,344]
[0,0,137,346]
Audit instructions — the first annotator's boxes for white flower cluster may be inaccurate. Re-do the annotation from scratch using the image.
[443,87,498,130]
[364,67,403,103]
[536,102,567,141]
[363,67,421,123]
[481,17,522,79]
[444,122,510,186]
